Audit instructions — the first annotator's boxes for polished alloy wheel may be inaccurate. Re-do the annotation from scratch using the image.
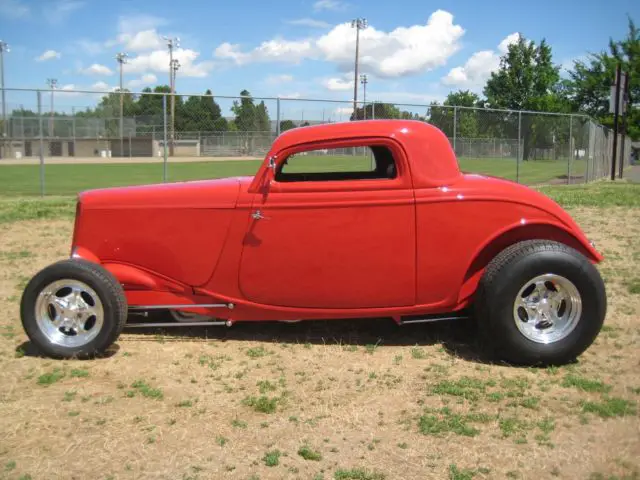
[35,279,104,347]
[513,273,582,344]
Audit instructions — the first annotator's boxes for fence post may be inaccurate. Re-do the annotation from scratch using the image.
[585,121,590,184]
[276,97,281,137]
[568,115,573,185]
[162,94,168,183]
[516,111,522,184]
[453,106,457,153]
[129,135,132,159]
[37,90,45,197]
[71,106,76,157]
[372,102,375,120]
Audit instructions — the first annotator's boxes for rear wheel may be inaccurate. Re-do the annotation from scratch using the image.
[21,260,127,358]
[475,240,606,365]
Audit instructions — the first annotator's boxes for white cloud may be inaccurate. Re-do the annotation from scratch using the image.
[215,38,314,65]
[128,73,158,88]
[215,10,464,78]
[57,84,83,97]
[118,29,164,52]
[333,106,353,116]
[36,50,61,62]
[82,63,114,76]
[44,0,85,24]
[313,0,346,11]
[0,0,30,18]
[442,32,519,89]
[266,74,294,84]
[126,48,213,78]
[279,92,301,99]
[91,81,111,91]
[323,74,353,91]
[498,33,520,54]
[104,14,211,79]
[109,14,168,51]
[286,18,330,28]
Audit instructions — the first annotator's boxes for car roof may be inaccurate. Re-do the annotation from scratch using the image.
[268,119,461,188]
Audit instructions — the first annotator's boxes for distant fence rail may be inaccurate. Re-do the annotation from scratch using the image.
[0,87,633,196]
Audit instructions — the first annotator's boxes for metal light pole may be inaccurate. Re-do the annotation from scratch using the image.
[171,58,180,156]
[116,52,128,157]
[163,36,180,156]
[46,78,57,138]
[360,74,368,120]
[0,40,9,159]
[351,18,367,117]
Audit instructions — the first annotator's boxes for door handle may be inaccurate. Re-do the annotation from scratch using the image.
[251,210,269,220]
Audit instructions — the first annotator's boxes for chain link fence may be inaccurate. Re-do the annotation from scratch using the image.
[0,87,633,196]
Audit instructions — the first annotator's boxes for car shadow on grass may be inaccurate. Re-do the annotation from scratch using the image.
[120,315,494,364]
[15,341,120,360]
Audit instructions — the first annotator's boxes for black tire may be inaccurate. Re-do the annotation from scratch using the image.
[20,259,127,359]
[475,240,606,366]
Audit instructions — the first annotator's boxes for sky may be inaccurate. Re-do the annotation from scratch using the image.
[0,0,638,119]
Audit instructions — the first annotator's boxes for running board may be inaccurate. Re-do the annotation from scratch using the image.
[128,303,234,310]
[398,314,469,325]
[125,320,231,328]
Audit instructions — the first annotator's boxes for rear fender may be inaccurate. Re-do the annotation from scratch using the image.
[457,221,602,305]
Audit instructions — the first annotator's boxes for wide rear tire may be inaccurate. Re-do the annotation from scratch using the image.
[20,259,127,359]
[475,240,606,366]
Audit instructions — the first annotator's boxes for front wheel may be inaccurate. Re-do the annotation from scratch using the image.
[20,260,128,358]
[475,240,606,366]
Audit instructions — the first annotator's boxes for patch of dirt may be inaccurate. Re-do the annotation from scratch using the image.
[0,208,638,480]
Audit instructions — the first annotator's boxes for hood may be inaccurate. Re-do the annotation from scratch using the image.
[79,176,253,210]
[72,176,253,287]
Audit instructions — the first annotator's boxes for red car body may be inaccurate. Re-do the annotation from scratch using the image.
[69,120,601,324]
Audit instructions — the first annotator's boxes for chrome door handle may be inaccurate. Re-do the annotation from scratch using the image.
[251,210,268,220]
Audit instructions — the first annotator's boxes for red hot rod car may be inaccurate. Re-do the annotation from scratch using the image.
[20,120,606,365]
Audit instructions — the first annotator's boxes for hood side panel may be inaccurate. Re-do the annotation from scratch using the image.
[74,178,244,286]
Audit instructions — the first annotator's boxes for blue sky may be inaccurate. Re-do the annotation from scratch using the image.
[1,0,638,119]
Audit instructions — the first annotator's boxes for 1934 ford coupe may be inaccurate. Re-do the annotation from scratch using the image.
[20,120,606,365]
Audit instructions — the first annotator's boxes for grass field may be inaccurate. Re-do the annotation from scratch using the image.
[0,156,585,196]
[0,182,638,479]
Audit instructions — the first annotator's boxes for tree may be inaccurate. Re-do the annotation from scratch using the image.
[280,120,296,132]
[564,17,639,140]
[201,89,228,131]
[232,89,257,132]
[255,101,271,132]
[484,36,563,159]
[427,90,483,139]
[350,102,423,121]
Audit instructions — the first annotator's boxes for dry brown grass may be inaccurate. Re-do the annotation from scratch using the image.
[0,208,639,480]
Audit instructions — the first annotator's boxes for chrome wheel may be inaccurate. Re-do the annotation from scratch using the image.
[170,310,214,323]
[513,274,582,344]
[35,279,104,348]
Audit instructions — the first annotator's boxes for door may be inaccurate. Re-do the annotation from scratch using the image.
[239,142,416,309]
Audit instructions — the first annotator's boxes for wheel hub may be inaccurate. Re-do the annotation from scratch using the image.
[35,279,104,347]
[513,273,582,344]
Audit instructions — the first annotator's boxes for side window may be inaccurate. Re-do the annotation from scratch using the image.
[275,146,397,182]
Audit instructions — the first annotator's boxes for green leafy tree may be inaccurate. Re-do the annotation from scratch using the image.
[255,101,271,132]
[279,119,296,132]
[564,17,639,140]
[232,89,257,132]
[428,90,482,138]
[484,36,564,159]
[351,102,423,121]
